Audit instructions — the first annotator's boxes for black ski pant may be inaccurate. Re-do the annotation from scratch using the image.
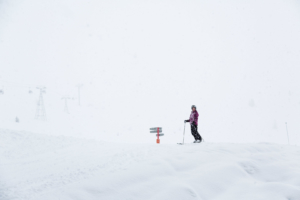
[191,122,202,141]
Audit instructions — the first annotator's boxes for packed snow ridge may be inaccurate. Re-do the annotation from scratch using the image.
[0,129,299,200]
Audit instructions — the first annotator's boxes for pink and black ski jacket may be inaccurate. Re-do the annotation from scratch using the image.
[187,110,199,125]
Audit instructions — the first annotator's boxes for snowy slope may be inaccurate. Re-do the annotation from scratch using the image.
[1,1,300,199]
[1,129,299,200]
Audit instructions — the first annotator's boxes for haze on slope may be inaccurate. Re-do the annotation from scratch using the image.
[0,0,300,144]
[1,130,300,200]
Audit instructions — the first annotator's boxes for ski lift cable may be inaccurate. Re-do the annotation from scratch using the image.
[0,80,75,97]
[0,79,34,85]
[0,82,35,89]
[46,89,63,97]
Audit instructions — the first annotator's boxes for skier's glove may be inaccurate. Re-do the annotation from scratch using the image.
[184,120,188,123]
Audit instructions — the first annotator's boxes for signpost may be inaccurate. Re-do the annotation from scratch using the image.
[150,127,163,144]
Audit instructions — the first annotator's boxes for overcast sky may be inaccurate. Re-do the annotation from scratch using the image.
[0,0,300,144]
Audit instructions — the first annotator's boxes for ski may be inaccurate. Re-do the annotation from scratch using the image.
[177,140,203,145]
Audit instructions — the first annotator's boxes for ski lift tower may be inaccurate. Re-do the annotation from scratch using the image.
[62,96,71,113]
[35,87,47,121]
[0,86,4,94]
[76,84,83,106]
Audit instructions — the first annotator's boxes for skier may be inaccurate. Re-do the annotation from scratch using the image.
[184,105,202,143]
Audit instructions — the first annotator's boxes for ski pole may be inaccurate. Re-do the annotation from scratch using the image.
[285,122,290,145]
[182,122,186,144]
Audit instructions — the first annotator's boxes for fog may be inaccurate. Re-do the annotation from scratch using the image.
[0,0,300,144]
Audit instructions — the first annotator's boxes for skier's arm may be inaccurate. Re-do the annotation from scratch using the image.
[185,119,190,123]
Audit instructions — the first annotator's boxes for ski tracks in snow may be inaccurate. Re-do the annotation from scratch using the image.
[1,129,300,200]
[0,129,155,200]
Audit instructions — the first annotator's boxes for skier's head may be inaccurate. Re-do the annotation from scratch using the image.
[191,105,196,111]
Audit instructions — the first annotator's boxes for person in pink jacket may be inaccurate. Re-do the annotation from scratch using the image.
[185,105,202,143]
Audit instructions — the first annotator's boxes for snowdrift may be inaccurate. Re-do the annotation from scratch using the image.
[1,129,300,200]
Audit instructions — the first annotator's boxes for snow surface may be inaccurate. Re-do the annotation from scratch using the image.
[1,0,300,199]
[1,129,300,200]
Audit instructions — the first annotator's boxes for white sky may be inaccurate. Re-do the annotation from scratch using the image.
[0,0,300,144]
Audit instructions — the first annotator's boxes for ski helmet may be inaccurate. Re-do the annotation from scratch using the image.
[191,105,196,109]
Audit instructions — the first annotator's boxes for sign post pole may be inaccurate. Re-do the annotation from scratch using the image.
[150,127,163,144]
[157,127,160,144]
